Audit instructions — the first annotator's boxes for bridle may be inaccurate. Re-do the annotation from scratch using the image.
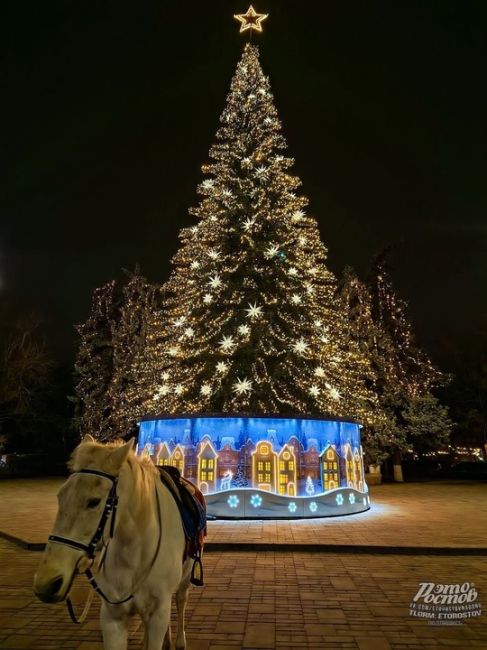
[49,468,120,559]
[48,467,162,623]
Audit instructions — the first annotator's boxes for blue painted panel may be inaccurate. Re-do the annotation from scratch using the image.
[137,415,365,499]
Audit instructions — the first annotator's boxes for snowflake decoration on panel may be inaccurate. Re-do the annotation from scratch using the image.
[309,502,318,513]
[250,494,262,508]
[336,493,344,506]
[349,493,355,504]
[288,502,297,513]
[227,495,240,508]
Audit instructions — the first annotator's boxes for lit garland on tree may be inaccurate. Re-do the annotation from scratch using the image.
[140,42,377,419]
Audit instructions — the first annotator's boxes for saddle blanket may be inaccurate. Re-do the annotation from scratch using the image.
[157,465,207,562]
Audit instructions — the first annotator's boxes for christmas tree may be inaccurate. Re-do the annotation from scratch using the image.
[74,282,117,439]
[368,250,443,396]
[74,270,161,440]
[305,476,315,496]
[339,260,451,467]
[106,269,161,439]
[143,42,375,420]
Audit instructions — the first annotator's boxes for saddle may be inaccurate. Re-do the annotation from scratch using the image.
[157,466,207,587]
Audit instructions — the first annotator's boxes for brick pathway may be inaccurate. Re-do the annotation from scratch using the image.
[0,479,486,549]
[0,539,486,649]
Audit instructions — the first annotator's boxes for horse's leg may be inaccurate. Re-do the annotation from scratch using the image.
[175,569,192,650]
[144,600,172,650]
[100,601,129,650]
[162,623,172,650]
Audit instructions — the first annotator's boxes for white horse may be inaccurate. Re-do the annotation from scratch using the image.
[34,435,194,650]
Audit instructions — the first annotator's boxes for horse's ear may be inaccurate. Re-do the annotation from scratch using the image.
[109,438,135,472]
[82,434,95,444]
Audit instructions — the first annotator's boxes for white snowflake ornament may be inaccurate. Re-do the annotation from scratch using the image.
[264,244,279,258]
[245,302,263,319]
[216,361,229,374]
[219,335,235,353]
[208,274,222,289]
[233,377,253,395]
[309,385,320,398]
[293,338,309,355]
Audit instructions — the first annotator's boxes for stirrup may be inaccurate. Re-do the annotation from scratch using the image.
[190,552,204,587]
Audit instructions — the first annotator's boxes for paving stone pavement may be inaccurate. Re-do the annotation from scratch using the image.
[0,539,486,649]
[0,479,486,549]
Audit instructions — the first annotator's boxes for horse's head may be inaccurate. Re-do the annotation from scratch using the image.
[33,435,134,603]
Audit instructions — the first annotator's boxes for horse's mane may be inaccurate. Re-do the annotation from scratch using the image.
[69,439,158,521]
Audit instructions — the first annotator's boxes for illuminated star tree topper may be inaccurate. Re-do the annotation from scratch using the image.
[234,5,269,34]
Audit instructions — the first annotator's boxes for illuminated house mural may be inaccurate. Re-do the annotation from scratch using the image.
[320,445,340,491]
[354,446,364,491]
[197,437,218,494]
[252,441,277,492]
[278,444,297,496]
[138,415,367,499]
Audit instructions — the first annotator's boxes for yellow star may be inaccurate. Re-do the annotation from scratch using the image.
[234,5,269,34]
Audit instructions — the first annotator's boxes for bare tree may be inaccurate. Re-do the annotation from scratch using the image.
[0,314,52,427]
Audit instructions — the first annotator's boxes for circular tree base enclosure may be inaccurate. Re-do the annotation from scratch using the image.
[137,414,370,520]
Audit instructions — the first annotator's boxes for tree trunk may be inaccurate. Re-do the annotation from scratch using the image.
[392,448,404,482]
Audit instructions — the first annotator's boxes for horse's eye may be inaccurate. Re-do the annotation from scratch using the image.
[87,498,101,509]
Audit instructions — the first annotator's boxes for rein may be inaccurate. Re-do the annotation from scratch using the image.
[48,467,163,624]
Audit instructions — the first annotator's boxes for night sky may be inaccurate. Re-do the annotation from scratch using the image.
[2,1,486,369]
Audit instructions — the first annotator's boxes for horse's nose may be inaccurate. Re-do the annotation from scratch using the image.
[35,575,65,603]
